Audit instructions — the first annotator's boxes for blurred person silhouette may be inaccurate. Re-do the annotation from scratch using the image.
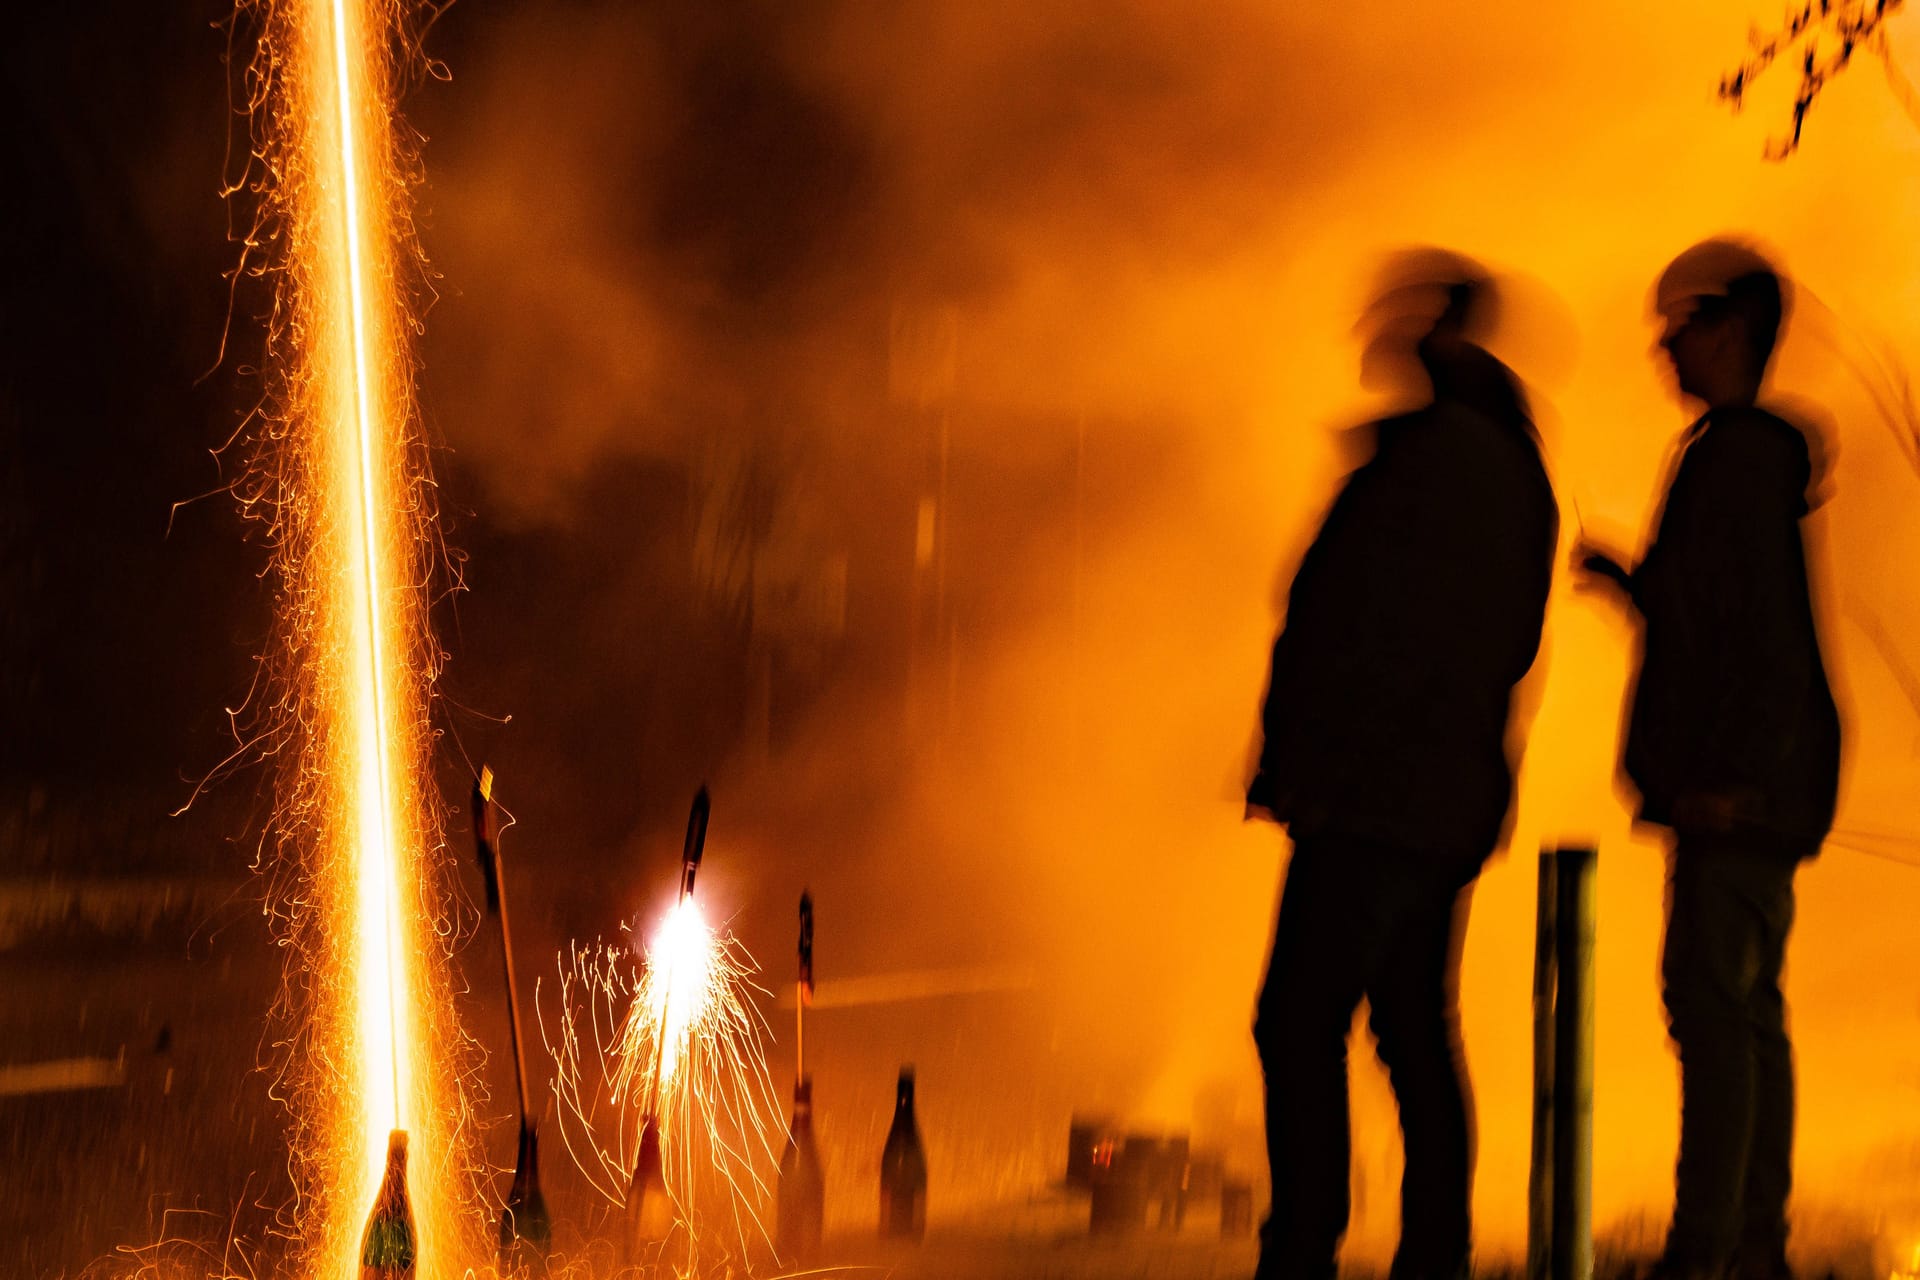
[1575,240,1840,1280]
[1246,252,1559,1280]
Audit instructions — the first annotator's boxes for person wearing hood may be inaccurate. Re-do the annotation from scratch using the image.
[1247,256,1558,1280]
[1577,241,1841,1280]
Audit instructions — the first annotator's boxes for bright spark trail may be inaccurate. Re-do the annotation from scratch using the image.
[539,902,785,1271]
[308,0,418,1244]
[227,0,488,1273]
[322,0,409,1146]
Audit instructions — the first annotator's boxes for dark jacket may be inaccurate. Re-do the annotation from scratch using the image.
[1622,406,1840,857]
[1248,345,1558,873]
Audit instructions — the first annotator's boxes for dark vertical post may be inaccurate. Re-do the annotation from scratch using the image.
[1551,846,1596,1280]
[1528,850,1559,1280]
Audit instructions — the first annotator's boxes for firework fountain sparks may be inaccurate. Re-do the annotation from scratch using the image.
[221,0,486,1273]
[537,806,784,1273]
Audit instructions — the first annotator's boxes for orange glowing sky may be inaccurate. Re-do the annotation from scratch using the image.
[407,0,1920,1264]
[939,2,1920,1260]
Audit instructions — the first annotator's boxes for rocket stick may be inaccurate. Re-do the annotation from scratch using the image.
[473,766,529,1123]
[796,891,813,1094]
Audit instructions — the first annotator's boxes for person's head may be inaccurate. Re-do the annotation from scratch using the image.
[1356,248,1499,399]
[1654,239,1787,409]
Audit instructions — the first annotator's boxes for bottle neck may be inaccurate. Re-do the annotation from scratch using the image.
[378,1143,409,1214]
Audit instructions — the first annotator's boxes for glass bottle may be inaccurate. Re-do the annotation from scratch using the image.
[778,1076,826,1261]
[360,1129,416,1280]
[623,1115,674,1267]
[878,1067,926,1241]
[498,1120,551,1275]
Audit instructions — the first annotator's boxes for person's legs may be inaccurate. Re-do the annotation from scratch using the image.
[1254,839,1392,1280]
[1662,842,1771,1273]
[1368,871,1475,1280]
[1735,859,1797,1279]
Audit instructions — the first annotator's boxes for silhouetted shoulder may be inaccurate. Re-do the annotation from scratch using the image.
[1417,396,1552,492]
[1695,408,1812,512]
[1714,406,1808,456]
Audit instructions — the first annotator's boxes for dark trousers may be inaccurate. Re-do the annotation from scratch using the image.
[1662,839,1798,1271]
[1253,836,1475,1280]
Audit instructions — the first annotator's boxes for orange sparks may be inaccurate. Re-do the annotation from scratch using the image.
[230,0,485,1273]
[540,901,785,1270]
[318,0,411,1158]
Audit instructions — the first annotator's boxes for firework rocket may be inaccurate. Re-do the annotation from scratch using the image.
[679,786,709,904]
[777,891,825,1262]
[624,785,712,1260]
[796,891,813,1086]
[472,767,550,1271]
[471,769,529,1114]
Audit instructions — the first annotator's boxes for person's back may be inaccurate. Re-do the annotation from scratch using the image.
[1248,262,1557,1280]
[1252,331,1558,869]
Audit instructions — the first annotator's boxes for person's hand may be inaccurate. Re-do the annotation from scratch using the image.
[1245,770,1289,825]
[1571,540,1631,598]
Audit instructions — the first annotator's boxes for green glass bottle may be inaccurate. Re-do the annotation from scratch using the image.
[879,1067,926,1241]
[360,1129,416,1280]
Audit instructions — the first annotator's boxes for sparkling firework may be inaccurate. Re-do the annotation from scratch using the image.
[539,902,785,1271]
[220,0,486,1273]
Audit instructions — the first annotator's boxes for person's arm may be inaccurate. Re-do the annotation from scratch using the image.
[1246,622,1299,821]
[1247,472,1374,818]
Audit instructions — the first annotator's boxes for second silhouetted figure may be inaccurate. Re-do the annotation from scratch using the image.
[1578,240,1840,1280]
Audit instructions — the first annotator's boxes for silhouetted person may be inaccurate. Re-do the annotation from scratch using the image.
[1576,241,1840,1280]
[1247,256,1557,1280]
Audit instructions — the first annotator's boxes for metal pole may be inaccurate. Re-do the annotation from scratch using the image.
[1528,850,1559,1280]
[1551,846,1596,1280]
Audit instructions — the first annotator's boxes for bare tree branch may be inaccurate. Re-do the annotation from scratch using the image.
[1719,0,1908,157]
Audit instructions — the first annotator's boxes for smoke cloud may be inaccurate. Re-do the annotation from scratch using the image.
[404,0,1920,1264]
